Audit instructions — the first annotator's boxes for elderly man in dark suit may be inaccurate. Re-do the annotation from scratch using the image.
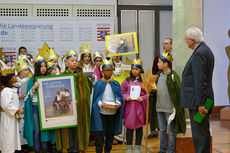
[181,27,214,153]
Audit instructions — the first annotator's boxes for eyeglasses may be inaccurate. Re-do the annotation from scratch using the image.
[162,43,170,46]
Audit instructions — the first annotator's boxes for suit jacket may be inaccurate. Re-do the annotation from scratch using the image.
[180,42,215,110]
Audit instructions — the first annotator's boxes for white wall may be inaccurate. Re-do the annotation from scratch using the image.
[204,0,230,106]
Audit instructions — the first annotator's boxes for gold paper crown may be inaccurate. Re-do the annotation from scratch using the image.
[80,42,92,54]
[102,59,113,68]
[160,51,174,63]
[14,58,29,73]
[0,47,5,61]
[34,55,45,65]
[47,61,55,71]
[65,50,78,60]
[1,67,16,76]
[93,52,103,60]
[132,59,143,68]
[39,42,50,58]
[44,48,59,62]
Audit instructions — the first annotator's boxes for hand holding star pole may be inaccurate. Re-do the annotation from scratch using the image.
[140,68,158,153]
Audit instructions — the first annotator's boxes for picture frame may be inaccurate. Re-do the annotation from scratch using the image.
[36,74,77,130]
[105,32,139,57]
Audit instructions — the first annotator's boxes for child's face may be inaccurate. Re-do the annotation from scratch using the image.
[6,62,13,67]
[112,56,121,63]
[157,58,168,70]
[10,75,17,84]
[40,61,47,75]
[82,53,91,64]
[66,57,78,71]
[94,57,102,68]
[51,58,58,67]
[131,66,141,77]
[50,67,58,75]
[102,66,113,80]
[19,68,29,78]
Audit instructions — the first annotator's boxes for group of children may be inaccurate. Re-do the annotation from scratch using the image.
[0,42,186,153]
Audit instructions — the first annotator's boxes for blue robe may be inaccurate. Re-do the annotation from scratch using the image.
[90,79,123,135]
[24,78,56,146]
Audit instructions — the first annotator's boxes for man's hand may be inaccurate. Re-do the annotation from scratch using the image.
[198,106,208,117]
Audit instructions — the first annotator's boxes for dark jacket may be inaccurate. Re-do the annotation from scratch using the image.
[180,42,215,110]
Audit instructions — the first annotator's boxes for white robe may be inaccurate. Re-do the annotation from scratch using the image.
[15,77,29,145]
[0,87,21,153]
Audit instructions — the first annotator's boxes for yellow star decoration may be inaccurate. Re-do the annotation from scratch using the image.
[141,68,158,94]
[38,42,50,58]
[124,57,132,65]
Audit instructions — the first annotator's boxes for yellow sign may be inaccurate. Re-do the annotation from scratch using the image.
[105,32,138,57]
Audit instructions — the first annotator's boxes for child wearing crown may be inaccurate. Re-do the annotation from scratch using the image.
[14,57,30,152]
[93,52,103,80]
[154,52,186,153]
[0,65,24,153]
[121,59,147,153]
[90,59,123,153]
[24,55,56,153]
[60,50,92,153]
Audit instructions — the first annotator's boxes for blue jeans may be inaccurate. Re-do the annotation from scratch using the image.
[33,105,48,151]
[157,112,175,153]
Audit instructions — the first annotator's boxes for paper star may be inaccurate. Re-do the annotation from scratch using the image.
[38,42,50,58]
[141,68,158,94]
[124,57,132,65]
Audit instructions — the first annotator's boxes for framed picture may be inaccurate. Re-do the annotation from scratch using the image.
[36,74,77,130]
[105,32,139,57]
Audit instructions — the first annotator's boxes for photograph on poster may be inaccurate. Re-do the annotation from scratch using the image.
[36,74,77,130]
[106,32,138,57]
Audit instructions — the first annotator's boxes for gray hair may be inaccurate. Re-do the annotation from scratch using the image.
[185,27,204,42]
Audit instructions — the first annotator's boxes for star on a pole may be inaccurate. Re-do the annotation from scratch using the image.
[140,68,158,94]
[38,42,50,58]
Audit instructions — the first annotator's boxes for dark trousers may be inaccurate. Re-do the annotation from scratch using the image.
[126,127,143,145]
[149,92,159,132]
[95,114,116,153]
[68,127,79,152]
[189,110,211,153]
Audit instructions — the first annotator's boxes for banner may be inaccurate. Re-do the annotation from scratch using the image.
[0,17,114,61]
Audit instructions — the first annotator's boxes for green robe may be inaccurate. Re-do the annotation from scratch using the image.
[153,70,186,134]
[55,67,92,150]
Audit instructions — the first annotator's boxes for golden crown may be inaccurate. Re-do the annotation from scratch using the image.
[34,55,45,65]
[102,59,113,68]
[132,59,143,68]
[0,47,5,61]
[93,52,103,60]
[160,51,174,63]
[44,48,59,62]
[14,58,29,73]
[1,67,16,76]
[47,61,55,71]
[65,50,78,60]
[80,42,92,54]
